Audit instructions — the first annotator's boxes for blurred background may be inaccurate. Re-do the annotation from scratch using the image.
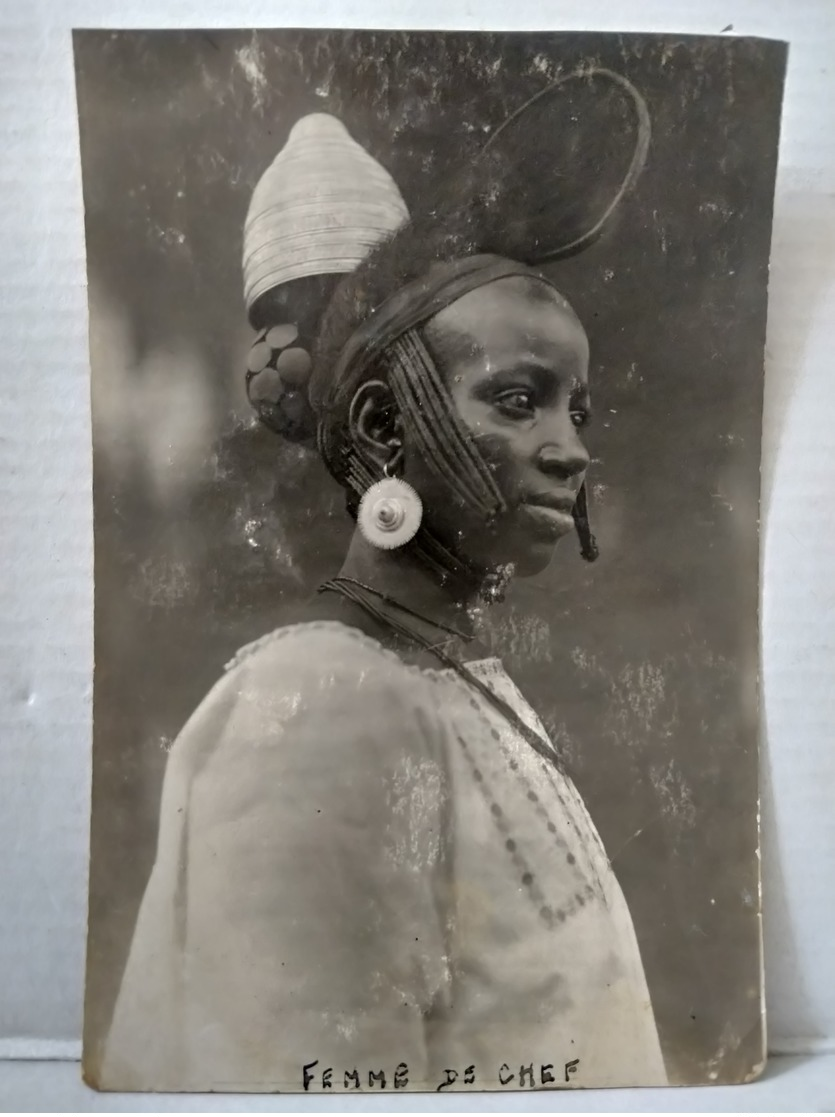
[74,29,783,1085]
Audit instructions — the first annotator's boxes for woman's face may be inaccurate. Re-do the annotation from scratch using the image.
[411,275,591,578]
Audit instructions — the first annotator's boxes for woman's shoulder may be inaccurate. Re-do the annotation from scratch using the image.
[171,620,445,769]
[223,618,431,690]
[166,621,452,815]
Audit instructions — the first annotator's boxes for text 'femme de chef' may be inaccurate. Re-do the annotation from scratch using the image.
[302,1059,581,1091]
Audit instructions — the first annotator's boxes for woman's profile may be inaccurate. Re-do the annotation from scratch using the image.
[99,69,668,1092]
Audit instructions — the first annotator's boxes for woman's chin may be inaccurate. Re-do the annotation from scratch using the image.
[495,507,576,578]
[507,538,562,579]
[434,517,570,583]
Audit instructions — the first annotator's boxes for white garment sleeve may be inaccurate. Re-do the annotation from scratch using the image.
[98,627,454,1092]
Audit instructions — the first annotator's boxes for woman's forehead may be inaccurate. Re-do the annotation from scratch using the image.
[427,276,589,373]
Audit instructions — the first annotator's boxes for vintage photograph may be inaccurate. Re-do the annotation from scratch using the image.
[74,29,786,1092]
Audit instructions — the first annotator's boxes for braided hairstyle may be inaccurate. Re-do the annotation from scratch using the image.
[245,68,649,567]
[252,68,647,446]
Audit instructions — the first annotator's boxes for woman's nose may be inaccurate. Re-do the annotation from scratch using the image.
[535,435,590,479]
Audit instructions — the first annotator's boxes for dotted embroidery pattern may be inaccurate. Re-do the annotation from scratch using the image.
[536,758,611,894]
[500,757,602,910]
[453,674,607,905]
[456,728,596,930]
[521,758,609,902]
[456,731,557,929]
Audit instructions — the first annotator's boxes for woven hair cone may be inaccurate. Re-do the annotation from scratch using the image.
[243,113,409,315]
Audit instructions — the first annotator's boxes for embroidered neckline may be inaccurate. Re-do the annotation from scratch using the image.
[225,618,502,678]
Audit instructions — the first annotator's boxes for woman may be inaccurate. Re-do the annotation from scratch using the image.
[99,70,666,1092]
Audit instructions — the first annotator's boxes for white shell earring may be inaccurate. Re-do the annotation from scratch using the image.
[357,468,423,550]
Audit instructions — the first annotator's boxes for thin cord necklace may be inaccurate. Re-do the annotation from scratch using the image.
[318,577,563,772]
[327,575,473,641]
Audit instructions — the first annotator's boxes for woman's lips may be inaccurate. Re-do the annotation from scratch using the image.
[519,500,576,538]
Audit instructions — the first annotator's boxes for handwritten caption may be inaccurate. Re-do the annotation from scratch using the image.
[302,1058,580,1092]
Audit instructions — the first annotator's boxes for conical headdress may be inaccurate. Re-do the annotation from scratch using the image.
[242,113,409,320]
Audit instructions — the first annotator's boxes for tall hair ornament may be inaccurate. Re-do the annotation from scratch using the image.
[242,113,409,441]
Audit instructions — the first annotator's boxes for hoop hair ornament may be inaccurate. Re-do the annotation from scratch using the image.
[410,67,652,273]
[357,475,423,550]
[479,67,652,263]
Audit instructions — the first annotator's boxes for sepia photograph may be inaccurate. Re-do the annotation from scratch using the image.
[73,28,786,1093]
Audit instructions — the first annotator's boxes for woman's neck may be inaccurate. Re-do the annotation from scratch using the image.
[336,530,482,638]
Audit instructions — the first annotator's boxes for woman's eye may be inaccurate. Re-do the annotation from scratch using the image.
[495,389,535,415]
[570,409,590,429]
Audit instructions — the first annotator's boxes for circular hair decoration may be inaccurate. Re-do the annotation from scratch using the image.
[247,341,272,374]
[266,323,299,349]
[247,365,283,404]
[245,323,317,443]
[275,346,312,385]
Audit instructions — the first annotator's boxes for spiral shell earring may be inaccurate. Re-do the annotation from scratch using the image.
[357,461,423,550]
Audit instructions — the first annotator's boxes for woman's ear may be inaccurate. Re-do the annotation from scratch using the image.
[349,379,404,473]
